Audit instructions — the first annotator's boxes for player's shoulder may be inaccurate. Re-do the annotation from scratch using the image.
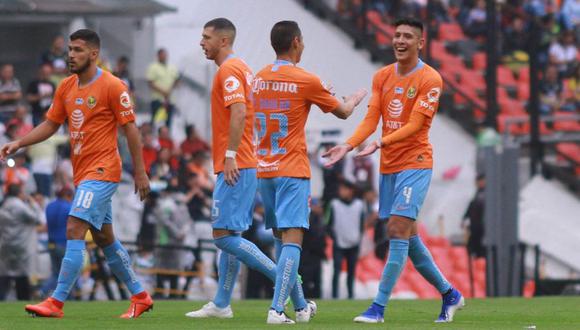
[373,64,395,81]
[56,74,77,91]
[418,63,442,84]
[101,70,129,90]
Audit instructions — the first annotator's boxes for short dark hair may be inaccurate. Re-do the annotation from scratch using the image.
[204,18,236,42]
[70,29,100,49]
[270,21,301,55]
[394,17,424,34]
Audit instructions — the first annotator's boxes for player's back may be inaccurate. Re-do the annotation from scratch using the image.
[253,62,338,179]
[210,57,256,174]
[47,70,135,186]
[374,61,442,173]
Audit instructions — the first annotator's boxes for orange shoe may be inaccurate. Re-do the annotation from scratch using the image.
[120,292,154,319]
[25,297,64,318]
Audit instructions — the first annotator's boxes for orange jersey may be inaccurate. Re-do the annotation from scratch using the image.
[253,61,339,178]
[46,69,136,186]
[210,56,257,174]
[346,60,442,173]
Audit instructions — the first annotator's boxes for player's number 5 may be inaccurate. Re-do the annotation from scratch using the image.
[255,112,288,156]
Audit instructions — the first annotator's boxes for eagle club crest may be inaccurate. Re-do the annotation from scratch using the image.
[406,87,417,99]
[87,96,97,109]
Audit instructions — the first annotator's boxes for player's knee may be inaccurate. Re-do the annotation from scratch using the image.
[92,232,114,247]
[66,223,87,240]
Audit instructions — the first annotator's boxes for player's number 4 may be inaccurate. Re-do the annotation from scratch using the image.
[255,113,288,156]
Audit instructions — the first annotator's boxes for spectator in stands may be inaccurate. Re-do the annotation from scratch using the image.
[464,0,487,38]
[560,0,580,34]
[502,17,529,56]
[462,174,486,258]
[0,64,22,124]
[3,151,36,194]
[137,191,159,260]
[0,121,18,147]
[327,179,366,299]
[187,151,213,190]
[8,104,33,138]
[40,35,68,85]
[113,55,135,94]
[299,198,326,298]
[343,141,376,193]
[549,30,578,78]
[26,63,55,126]
[318,142,345,206]
[149,147,176,184]
[142,131,158,175]
[154,188,191,299]
[0,184,44,300]
[539,64,563,115]
[157,125,174,150]
[180,124,210,157]
[27,133,68,197]
[147,48,180,128]
[562,64,580,112]
[41,186,73,296]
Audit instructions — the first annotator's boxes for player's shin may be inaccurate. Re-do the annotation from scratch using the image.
[214,251,241,308]
[52,240,86,302]
[103,240,144,295]
[271,243,301,312]
[409,235,451,293]
[374,239,409,306]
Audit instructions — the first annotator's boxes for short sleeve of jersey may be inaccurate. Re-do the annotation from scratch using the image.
[305,74,339,113]
[412,71,443,118]
[368,70,384,111]
[218,65,247,108]
[45,82,67,124]
[109,78,136,125]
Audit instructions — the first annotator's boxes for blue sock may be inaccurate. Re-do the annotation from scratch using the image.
[274,237,283,261]
[271,244,301,312]
[103,240,144,295]
[213,251,240,308]
[408,235,451,294]
[274,237,306,311]
[214,235,277,281]
[52,240,86,302]
[374,239,409,307]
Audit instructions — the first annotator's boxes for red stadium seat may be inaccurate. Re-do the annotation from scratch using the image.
[517,82,530,102]
[497,65,518,87]
[518,66,530,84]
[554,112,580,132]
[438,22,466,41]
[472,52,486,71]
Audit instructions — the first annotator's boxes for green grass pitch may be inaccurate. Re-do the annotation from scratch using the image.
[1,297,579,329]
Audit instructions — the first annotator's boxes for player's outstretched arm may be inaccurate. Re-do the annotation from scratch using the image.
[122,121,151,201]
[331,88,368,119]
[0,120,60,160]
[224,102,246,186]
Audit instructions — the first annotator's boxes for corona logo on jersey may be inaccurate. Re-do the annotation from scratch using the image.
[245,71,253,86]
[224,76,240,93]
[71,109,84,128]
[387,99,404,118]
[252,77,298,95]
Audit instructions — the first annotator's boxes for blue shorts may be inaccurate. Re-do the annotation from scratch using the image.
[379,169,432,221]
[259,177,310,230]
[69,180,118,230]
[212,168,257,231]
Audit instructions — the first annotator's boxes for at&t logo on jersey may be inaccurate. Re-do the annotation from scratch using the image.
[224,76,240,93]
[387,99,403,118]
[71,109,84,128]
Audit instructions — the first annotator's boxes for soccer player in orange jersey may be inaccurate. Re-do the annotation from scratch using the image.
[0,29,153,318]
[186,18,311,321]
[254,21,367,324]
[324,18,464,323]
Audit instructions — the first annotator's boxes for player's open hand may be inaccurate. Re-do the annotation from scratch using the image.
[355,140,381,158]
[134,172,151,201]
[343,88,368,107]
[0,141,21,161]
[322,143,353,168]
[224,157,240,186]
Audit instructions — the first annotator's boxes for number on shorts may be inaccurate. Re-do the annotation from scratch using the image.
[76,190,94,209]
[212,199,220,218]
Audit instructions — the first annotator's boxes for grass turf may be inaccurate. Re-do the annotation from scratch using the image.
[0,297,579,329]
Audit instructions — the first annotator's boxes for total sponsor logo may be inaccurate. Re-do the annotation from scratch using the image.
[252,77,298,95]
[71,109,84,128]
[419,100,436,112]
[224,93,244,102]
[387,99,404,118]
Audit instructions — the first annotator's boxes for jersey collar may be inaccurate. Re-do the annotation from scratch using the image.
[77,67,103,88]
[271,59,294,72]
[395,59,424,78]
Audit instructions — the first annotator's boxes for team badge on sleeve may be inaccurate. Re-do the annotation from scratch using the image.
[120,91,131,108]
[224,76,240,93]
[427,88,441,103]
